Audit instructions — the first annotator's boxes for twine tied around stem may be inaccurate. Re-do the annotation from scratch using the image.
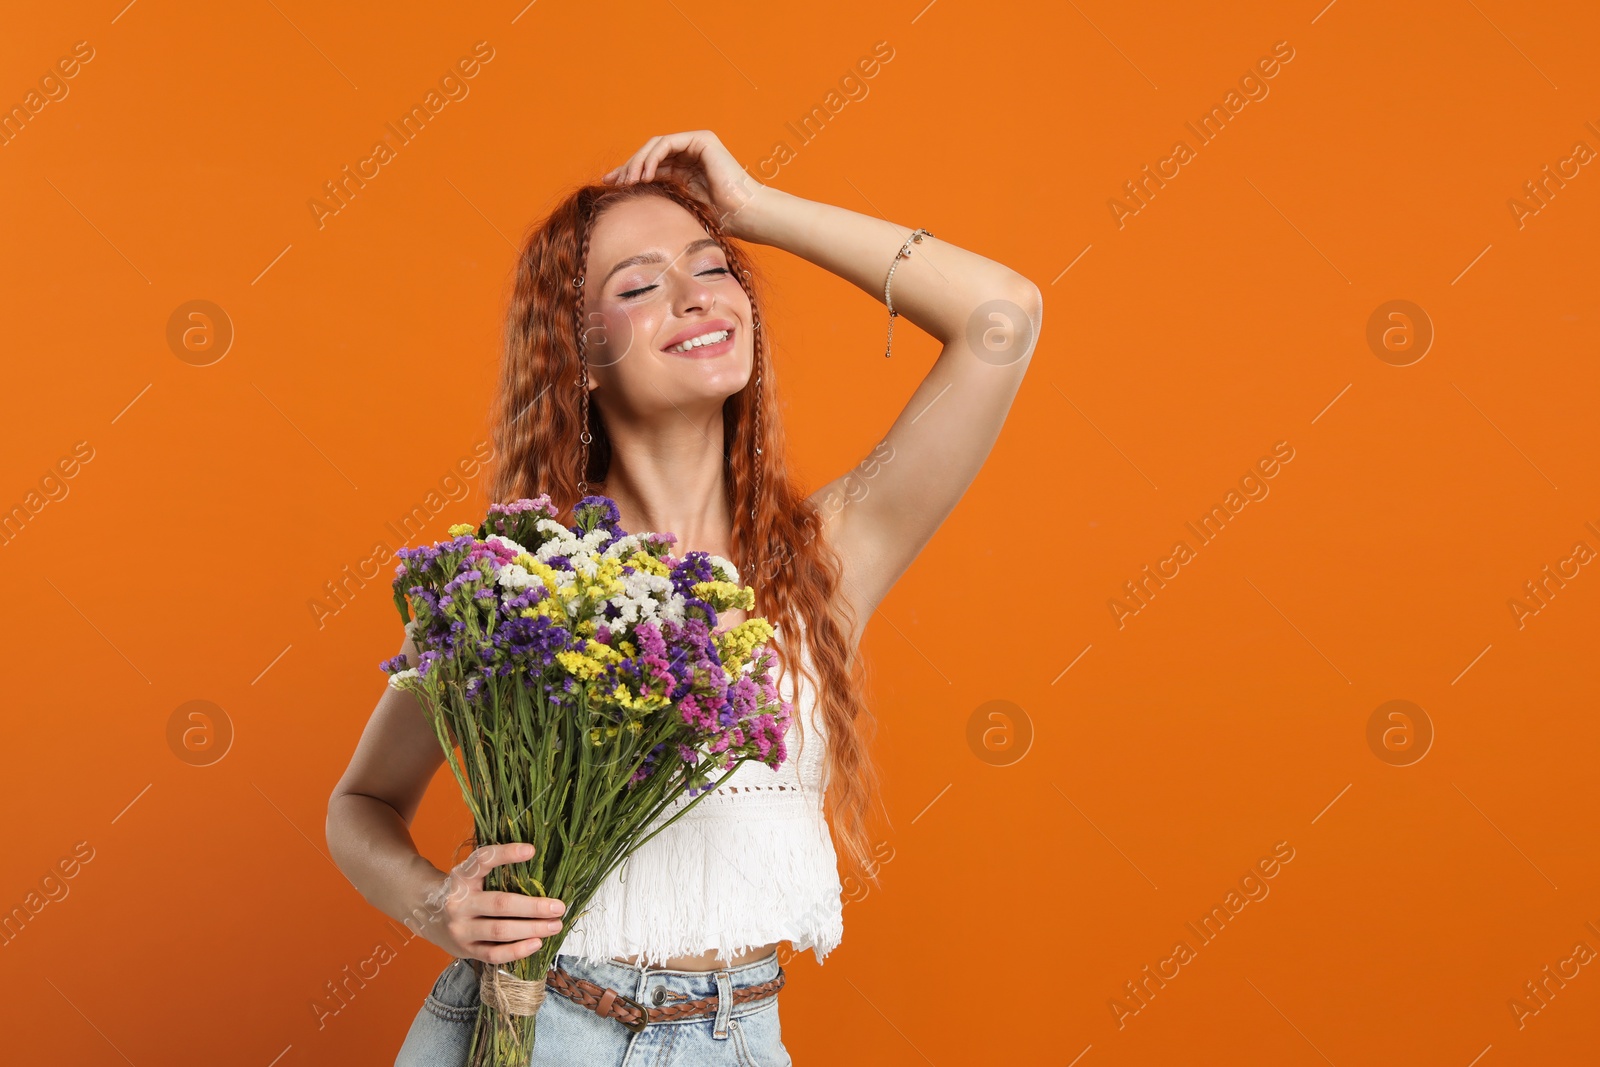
[479,964,549,1016]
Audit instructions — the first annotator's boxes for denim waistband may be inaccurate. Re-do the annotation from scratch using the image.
[549,949,783,1023]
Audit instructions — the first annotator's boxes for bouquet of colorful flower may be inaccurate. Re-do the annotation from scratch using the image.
[380,494,793,1066]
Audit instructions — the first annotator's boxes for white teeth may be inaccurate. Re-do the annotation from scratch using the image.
[667,329,730,353]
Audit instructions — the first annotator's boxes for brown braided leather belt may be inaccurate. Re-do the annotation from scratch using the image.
[544,964,786,1033]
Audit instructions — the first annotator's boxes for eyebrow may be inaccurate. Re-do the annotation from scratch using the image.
[601,237,723,287]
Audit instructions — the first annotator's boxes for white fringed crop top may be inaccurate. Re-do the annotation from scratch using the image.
[559,625,845,968]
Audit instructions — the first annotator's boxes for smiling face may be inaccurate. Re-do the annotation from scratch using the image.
[579,194,755,422]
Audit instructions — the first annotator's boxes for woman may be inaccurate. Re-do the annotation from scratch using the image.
[327,129,1042,1066]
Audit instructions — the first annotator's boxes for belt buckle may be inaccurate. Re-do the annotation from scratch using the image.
[611,992,652,1033]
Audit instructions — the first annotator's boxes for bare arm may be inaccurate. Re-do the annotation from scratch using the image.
[325,634,452,935]
[602,129,1042,646]
[741,184,1044,646]
[326,636,566,961]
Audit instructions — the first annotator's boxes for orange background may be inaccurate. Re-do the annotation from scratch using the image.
[3,1,1598,1064]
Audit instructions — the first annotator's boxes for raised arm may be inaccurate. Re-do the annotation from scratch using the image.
[740,184,1043,646]
[601,131,1044,650]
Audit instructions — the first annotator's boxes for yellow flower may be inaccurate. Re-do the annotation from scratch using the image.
[514,554,577,612]
[565,556,626,609]
[716,617,775,670]
[627,550,671,578]
[594,556,627,597]
[520,600,560,622]
[556,648,606,680]
[608,680,668,713]
[448,523,476,537]
[692,580,755,611]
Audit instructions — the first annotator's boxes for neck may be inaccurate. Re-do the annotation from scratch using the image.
[591,403,734,555]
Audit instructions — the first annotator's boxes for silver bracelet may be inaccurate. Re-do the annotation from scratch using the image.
[882,228,933,358]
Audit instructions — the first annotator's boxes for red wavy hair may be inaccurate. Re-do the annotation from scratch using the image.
[484,176,887,891]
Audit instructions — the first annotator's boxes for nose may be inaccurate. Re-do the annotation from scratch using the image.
[669,266,715,316]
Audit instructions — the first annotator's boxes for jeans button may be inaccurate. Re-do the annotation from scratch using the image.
[653,987,667,1006]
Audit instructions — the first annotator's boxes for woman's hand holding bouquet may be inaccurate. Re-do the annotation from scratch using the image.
[380,494,792,1066]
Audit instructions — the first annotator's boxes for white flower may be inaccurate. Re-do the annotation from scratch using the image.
[660,595,688,626]
[495,562,539,591]
[602,533,643,559]
[535,525,610,567]
[601,568,678,627]
[388,667,420,689]
[708,554,740,584]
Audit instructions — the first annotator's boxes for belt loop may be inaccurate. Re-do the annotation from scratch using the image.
[712,967,733,1039]
[633,954,651,1025]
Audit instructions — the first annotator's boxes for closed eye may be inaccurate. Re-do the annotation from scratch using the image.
[619,267,731,300]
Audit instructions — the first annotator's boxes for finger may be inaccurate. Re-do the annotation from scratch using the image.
[656,152,709,188]
[468,914,566,944]
[638,131,701,183]
[611,151,641,185]
[478,936,544,965]
[478,890,568,919]
[649,162,691,190]
[636,134,676,182]
[623,136,663,184]
[642,132,699,182]
[455,842,535,888]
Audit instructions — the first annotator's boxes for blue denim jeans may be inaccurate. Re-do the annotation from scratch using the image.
[394,950,793,1066]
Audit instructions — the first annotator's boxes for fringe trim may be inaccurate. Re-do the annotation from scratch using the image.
[560,795,844,968]
[558,616,844,967]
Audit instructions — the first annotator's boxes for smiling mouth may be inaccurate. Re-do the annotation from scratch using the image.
[663,327,734,355]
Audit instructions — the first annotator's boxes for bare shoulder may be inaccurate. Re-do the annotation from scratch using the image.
[328,634,447,825]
